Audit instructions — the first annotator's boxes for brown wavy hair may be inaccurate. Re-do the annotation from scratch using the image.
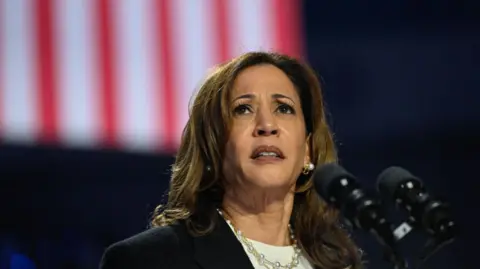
[151,51,363,269]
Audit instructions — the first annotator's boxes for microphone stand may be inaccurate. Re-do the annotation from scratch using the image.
[413,218,456,269]
[352,199,408,269]
[382,246,408,269]
[370,224,408,269]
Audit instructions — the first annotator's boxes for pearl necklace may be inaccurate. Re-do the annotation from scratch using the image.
[217,209,301,269]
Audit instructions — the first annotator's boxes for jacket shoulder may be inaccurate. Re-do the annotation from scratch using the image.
[99,224,191,269]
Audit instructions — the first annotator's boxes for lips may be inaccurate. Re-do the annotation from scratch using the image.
[251,145,285,159]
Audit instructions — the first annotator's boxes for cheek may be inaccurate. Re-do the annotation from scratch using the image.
[223,141,236,165]
[283,128,306,151]
[295,145,307,167]
[229,124,251,147]
[222,134,248,183]
[224,130,248,163]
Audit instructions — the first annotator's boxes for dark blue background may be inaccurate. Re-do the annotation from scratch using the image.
[1,1,478,268]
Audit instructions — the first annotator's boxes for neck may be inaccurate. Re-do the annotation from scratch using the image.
[221,187,295,246]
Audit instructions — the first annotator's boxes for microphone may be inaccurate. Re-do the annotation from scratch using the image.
[377,166,456,268]
[314,163,406,269]
[376,166,456,241]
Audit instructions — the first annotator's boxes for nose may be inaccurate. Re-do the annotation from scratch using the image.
[254,110,279,136]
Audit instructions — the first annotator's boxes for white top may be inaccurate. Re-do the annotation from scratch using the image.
[226,221,314,269]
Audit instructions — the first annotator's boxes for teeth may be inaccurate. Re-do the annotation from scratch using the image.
[257,152,278,157]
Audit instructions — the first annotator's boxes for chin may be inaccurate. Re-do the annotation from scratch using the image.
[247,173,292,190]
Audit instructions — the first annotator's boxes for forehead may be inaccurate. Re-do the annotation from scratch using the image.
[231,64,299,99]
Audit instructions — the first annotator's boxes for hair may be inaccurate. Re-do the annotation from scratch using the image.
[151,51,363,269]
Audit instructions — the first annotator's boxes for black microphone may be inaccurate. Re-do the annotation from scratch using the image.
[376,166,456,241]
[313,163,406,268]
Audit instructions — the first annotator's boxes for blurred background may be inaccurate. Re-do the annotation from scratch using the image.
[0,0,478,268]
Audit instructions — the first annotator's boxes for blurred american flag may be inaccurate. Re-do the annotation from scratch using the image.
[0,0,302,153]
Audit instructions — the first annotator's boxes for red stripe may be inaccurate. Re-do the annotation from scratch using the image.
[212,0,230,63]
[96,0,118,147]
[273,0,303,58]
[154,0,176,151]
[34,0,58,143]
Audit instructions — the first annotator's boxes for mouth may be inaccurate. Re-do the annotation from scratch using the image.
[250,145,285,160]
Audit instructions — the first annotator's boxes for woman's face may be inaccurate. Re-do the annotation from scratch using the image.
[222,64,310,191]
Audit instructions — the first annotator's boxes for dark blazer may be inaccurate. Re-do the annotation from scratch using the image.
[99,213,260,269]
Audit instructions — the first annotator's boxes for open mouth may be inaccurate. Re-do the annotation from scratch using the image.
[251,145,285,160]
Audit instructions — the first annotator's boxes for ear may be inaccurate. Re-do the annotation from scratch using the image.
[304,133,311,165]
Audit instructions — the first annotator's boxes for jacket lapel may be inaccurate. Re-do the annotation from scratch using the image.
[192,212,254,269]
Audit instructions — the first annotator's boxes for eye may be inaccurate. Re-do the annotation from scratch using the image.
[276,103,295,114]
[233,104,252,115]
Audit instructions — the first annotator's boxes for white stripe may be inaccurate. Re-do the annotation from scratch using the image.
[0,0,291,152]
[2,0,37,143]
[54,0,99,147]
[115,0,158,150]
[172,0,216,146]
[229,0,273,57]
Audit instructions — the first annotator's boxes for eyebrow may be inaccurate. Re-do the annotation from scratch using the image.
[232,93,295,104]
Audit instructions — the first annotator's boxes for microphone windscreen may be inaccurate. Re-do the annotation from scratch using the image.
[376,166,422,198]
[313,163,355,198]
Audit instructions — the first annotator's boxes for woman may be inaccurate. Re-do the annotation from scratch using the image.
[99,52,363,269]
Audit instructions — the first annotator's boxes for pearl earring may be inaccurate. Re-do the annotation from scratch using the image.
[302,162,314,175]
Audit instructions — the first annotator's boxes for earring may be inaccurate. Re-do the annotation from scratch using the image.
[205,165,212,172]
[302,162,314,175]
